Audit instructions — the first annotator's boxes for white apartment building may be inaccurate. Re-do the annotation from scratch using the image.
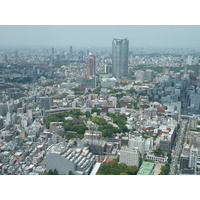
[119,147,140,167]
[128,135,145,157]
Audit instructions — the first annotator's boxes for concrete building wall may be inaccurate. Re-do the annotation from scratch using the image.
[180,154,189,170]
[128,136,145,157]
[189,146,198,171]
[119,147,139,167]
[159,140,171,152]
[46,153,75,175]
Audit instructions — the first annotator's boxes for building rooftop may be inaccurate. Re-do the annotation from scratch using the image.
[137,161,155,175]
[90,162,101,175]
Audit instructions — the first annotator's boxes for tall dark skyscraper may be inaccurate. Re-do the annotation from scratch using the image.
[112,38,129,78]
[52,47,54,55]
[14,50,18,59]
[69,46,73,58]
[86,55,96,78]
[79,51,83,60]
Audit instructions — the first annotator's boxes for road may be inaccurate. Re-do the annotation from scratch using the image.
[170,119,188,175]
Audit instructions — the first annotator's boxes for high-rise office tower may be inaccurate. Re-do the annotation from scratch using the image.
[190,93,200,111]
[184,65,188,75]
[69,46,73,57]
[112,38,129,78]
[52,47,54,55]
[14,51,18,59]
[56,55,61,65]
[86,50,90,57]
[33,66,38,76]
[4,54,8,63]
[86,55,96,78]
[0,103,8,116]
[0,116,4,130]
[79,51,83,60]
[189,145,198,172]
[186,55,193,65]
[145,69,154,82]
[40,97,53,110]
[180,154,189,170]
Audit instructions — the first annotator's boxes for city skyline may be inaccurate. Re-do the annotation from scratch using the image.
[1,25,200,48]
[0,27,200,177]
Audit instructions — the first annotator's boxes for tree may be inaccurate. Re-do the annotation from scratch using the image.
[93,87,101,95]
[47,169,53,175]
[119,172,128,175]
[119,125,128,133]
[85,111,91,118]
[167,152,172,163]
[69,171,74,175]
[126,166,138,175]
[67,132,76,140]
[127,88,136,94]
[97,162,111,175]
[139,156,143,167]
[53,169,59,175]
[70,109,82,116]
[154,148,164,157]
[118,163,127,171]
[47,169,59,175]
[91,107,101,115]
[159,163,170,175]
[159,171,165,175]
[102,129,113,137]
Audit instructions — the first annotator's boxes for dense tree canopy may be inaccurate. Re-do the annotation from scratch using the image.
[45,111,68,129]
[153,148,164,157]
[45,109,88,139]
[108,88,123,94]
[71,88,84,95]
[159,163,170,175]
[97,160,138,175]
[109,113,128,133]
[93,87,101,95]
[91,117,119,137]
[91,107,101,115]
[46,109,129,139]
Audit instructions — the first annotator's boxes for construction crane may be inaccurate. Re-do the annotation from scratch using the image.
[83,120,102,162]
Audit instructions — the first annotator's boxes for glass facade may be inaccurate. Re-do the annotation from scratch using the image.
[112,38,129,78]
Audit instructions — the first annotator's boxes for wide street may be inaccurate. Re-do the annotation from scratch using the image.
[170,119,188,175]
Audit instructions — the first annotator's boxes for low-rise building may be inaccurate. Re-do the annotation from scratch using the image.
[137,161,155,175]
[145,153,168,163]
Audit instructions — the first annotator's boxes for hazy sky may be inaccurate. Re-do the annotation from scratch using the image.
[0,25,200,48]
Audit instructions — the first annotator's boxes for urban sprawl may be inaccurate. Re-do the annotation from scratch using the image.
[0,39,200,175]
